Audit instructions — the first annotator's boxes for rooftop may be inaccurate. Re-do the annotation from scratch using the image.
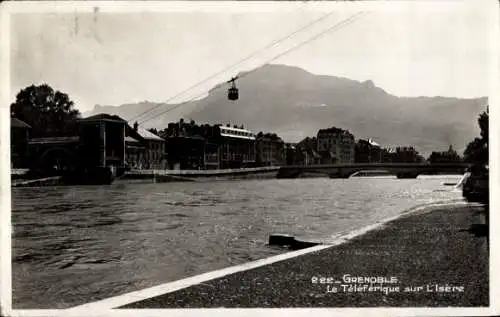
[257,133,283,142]
[137,127,164,141]
[125,136,141,143]
[219,125,254,134]
[318,127,352,135]
[359,138,381,147]
[219,125,256,140]
[80,113,127,123]
[368,139,380,147]
[166,135,205,141]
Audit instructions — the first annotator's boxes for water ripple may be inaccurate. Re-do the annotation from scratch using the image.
[11,176,462,308]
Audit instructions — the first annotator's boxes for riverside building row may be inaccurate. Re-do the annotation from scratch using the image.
[9,114,286,171]
[10,114,423,171]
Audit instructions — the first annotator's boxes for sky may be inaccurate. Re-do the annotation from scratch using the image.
[8,1,495,113]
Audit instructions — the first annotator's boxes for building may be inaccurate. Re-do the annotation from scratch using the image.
[284,143,299,166]
[296,137,321,166]
[162,120,213,170]
[125,135,146,169]
[27,136,80,170]
[20,114,128,173]
[317,127,355,164]
[255,133,285,166]
[79,114,127,171]
[165,135,205,170]
[11,113,169,173]
[126,122,166,170]
[284,142,314,166]
[203,139,220,170]
[427,145,462,163]
[355,138,382,163]
[10,118,31,168]
[214,125,256,169]
[161,121,257,170]
[382,146,423,163]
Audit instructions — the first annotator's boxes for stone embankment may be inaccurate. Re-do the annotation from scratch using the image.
[12,176,63,187]
[121,166,281,182]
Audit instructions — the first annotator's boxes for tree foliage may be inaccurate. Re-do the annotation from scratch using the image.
[427,145,462,163]
[478,109,489,144]
[463,108,488,166]
[10,84,81,137]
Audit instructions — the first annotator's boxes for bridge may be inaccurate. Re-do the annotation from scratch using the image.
[277,163,471,179]
[27,137,81,169]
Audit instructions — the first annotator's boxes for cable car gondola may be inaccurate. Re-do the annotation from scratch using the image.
[227,77,239,101]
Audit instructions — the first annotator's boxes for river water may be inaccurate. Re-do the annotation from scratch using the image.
[11,175,464,308]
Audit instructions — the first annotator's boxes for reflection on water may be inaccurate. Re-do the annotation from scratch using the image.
[11,176,463,308]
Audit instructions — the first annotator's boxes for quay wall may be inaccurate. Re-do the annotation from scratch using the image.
[10,167,282,186]
[12,176,63,187]
[126,166,281,176]
[122,167,281,182]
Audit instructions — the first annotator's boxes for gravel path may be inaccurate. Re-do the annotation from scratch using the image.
[121,205,488,308]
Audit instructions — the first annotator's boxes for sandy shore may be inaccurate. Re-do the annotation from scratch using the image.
[121,204,488,308]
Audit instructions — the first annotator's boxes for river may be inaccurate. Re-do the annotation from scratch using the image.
[11,175,464,308]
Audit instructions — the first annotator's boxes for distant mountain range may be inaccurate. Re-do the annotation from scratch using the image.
[84,64,487,157]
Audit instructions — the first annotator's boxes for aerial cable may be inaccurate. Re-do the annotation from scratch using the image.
[138,11,368,125]
[126,9,336,123]
[138,11,369,126]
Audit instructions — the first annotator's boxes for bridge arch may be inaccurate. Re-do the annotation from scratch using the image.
[39,147,78,170]
[277,163,469,179]
[349,170,392,178]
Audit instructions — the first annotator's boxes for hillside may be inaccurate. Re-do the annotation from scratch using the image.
[85,64,487,156]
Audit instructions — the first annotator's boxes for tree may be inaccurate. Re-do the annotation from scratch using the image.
[463,109,488,166]
[478,108,488,144]
[428,145,461,163]
[464,137,486,164]
[10,84,81,137]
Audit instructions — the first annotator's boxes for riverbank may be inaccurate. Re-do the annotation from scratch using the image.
[10,167,283,186]
[120,167,281,182]
[11,176,63,187]
[116,204,488,308]
[10,167,466,186]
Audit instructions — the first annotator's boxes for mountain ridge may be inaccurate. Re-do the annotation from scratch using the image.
[84,64,487,157]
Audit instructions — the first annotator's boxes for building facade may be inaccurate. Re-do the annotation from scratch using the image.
[255,133,285,166]
[10,118,31,168]
[125,136,146,169]
[160,120,258,170]
[125,122,166,170]
[317,127,355,164]
[214,125,256,169]
[165,136,205,170]
[27,136,80,170]
[11,113,169,172]
[284,143,299,166]
[296,137,321,166]
[382,146,424,163]
[427,145,462,163]
[355,138,382,163]
[79,114,127,170]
